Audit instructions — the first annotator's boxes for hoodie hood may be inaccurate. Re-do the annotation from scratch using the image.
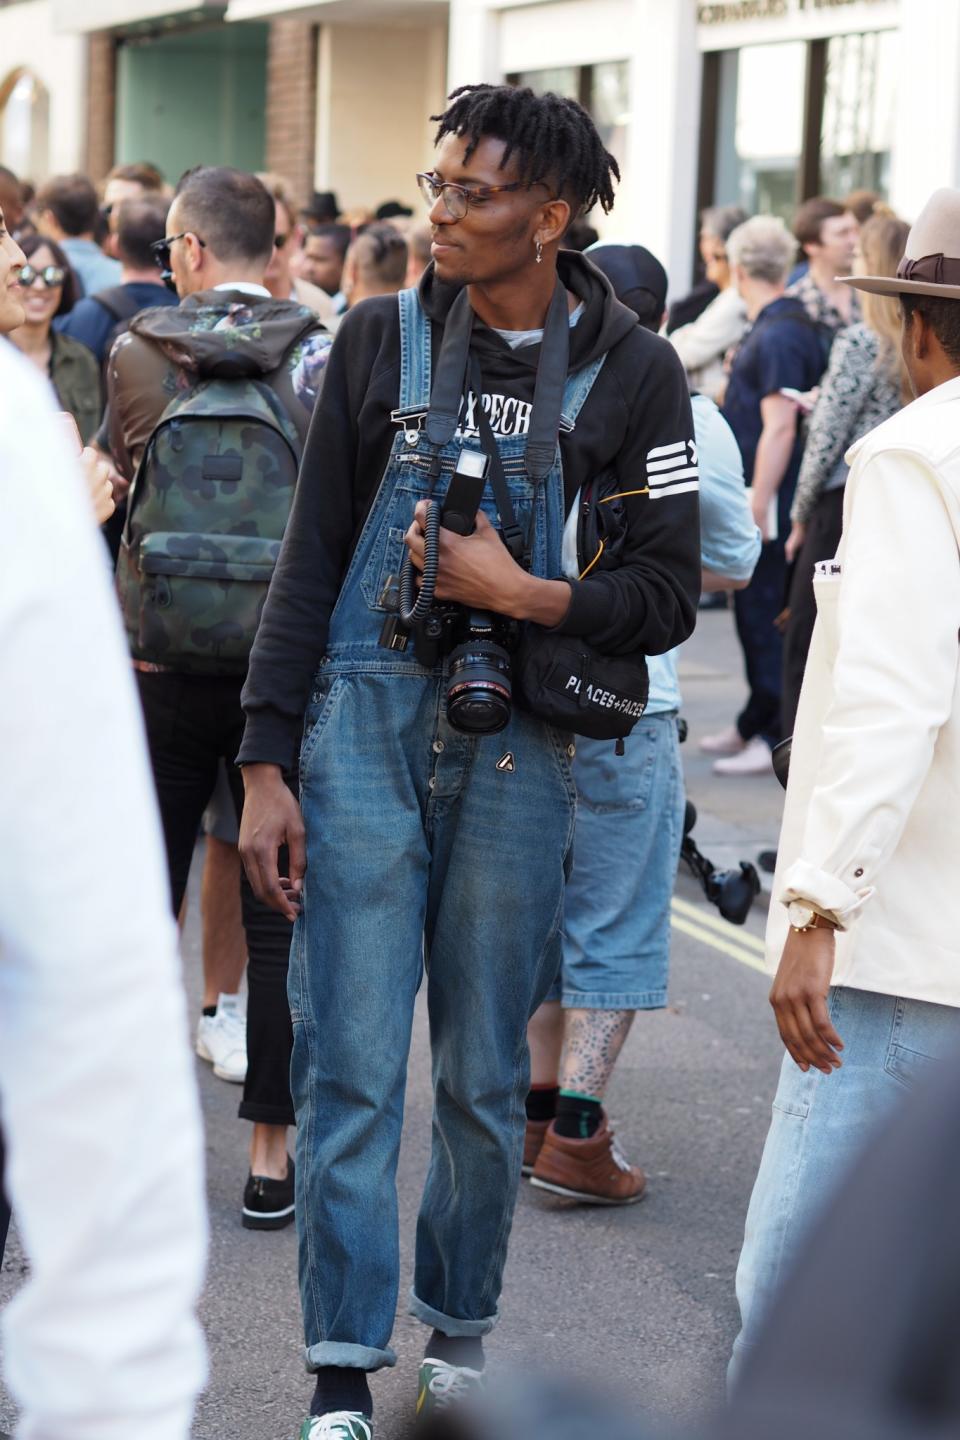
[418,250,639,373]
[129,289,319,380]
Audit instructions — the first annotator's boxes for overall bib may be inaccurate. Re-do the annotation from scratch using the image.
[291,285,603,1371]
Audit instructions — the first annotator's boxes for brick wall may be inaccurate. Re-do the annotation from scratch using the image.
[265,19,317,210]
[84,32,116,182]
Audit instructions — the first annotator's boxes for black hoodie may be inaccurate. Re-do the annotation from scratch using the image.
[239,252,700,768]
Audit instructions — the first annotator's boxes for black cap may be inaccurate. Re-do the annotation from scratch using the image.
[587,244,668,326]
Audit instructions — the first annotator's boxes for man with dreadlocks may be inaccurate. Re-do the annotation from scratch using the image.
[238,84,700,1438]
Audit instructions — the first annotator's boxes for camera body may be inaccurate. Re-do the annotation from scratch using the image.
[395,447,517,736]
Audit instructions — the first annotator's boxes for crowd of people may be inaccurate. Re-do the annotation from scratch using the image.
[1,75,958,1440]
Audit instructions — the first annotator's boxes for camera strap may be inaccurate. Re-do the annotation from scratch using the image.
[469,353,526,564]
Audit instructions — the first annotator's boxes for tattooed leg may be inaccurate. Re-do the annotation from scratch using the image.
[558,1008,635,1099]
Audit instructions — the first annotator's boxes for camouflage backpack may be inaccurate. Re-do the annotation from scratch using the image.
[117,375,303,675]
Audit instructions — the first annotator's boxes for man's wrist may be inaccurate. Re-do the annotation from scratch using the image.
[510,572,572,627]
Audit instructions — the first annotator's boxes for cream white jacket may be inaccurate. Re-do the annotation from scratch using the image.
[768,374,960,1007]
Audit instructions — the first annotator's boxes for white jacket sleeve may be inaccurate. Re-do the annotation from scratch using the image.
[669,288,746,375]
[0,349,206,1440]
[780,447,960,925]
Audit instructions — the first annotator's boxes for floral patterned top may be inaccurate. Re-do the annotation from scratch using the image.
[791,322,902,525]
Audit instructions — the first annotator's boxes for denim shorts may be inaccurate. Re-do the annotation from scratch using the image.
[547,711,684,1011]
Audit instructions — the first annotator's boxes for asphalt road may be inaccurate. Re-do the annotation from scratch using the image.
[0,608,787,1438]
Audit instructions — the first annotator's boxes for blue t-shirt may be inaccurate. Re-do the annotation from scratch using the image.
[721,295,824,521]
[646,393,760,713]
[56,282,177,363]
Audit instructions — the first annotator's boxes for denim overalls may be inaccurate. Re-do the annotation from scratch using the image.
[290,286,604,1371]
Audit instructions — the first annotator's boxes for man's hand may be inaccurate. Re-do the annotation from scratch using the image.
[238,763,306,923]
[404,502,571,626]
[79,447,116,526]
[785,520,807,565]
[769,926,843,1074]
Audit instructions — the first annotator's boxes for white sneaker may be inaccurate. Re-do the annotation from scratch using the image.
[713,736,773,776]
[699,724,745,756]
[196,993,247,1084]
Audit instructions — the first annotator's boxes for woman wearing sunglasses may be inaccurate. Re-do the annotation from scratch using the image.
[8,234,101,444]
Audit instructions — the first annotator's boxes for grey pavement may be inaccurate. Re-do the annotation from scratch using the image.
[0,606,788,1438]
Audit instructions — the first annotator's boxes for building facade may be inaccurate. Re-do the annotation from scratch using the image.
[2,0,959,294]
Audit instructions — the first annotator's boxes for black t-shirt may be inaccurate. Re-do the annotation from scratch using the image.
[239,252,702,768]
[722,296,826,493]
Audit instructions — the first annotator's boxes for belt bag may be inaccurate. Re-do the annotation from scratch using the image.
[515,629,649,740]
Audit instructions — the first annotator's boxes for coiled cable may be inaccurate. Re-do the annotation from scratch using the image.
[399,499,441,626]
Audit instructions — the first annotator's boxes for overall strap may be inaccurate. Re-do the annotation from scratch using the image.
[424,287,473,450]
[396,286,432,413]
[560,354,608,432]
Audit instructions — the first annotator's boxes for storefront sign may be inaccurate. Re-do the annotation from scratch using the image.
[699,0,892,23]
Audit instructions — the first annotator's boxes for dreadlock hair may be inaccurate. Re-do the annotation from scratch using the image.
[431,84,619,218]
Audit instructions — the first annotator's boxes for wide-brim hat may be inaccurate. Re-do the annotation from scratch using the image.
[842,187,960,299]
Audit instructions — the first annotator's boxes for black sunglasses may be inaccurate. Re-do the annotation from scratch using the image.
[19,263,65,289]
[150,231,207,292]
[150,231,207,270]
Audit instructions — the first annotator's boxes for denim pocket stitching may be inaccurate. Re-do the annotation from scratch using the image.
[299,676,345,778]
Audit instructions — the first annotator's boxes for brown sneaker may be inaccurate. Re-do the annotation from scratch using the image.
[530,1117,646,1205]
[522,1117,550,1176]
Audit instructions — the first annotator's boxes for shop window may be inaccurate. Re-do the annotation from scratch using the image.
[508,61,631,179]
[819,28,895,198]
[0,68,50,182]
[713,41,806,221]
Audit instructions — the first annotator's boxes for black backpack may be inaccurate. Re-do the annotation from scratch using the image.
[91,285,144,381]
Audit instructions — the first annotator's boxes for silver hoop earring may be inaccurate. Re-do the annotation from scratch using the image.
[535,237,543,264]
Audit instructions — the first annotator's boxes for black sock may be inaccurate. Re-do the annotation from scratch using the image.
[426,1330,485,1370]
[310,1367,372,1418]
[554,1091,602,1140]
[201,1003,217,1018]
[525,1084,559,1123]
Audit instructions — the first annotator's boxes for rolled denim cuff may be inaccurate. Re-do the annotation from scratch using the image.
[304,1341,396,1372]
[408,1289,499,1338]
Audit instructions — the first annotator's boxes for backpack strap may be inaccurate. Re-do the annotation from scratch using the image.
[91,286,143,326]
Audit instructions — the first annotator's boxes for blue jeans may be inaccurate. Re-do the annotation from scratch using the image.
[549,712,683,1010]
[731,985,960,1384]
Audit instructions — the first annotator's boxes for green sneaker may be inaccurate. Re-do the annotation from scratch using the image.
[297,1413,372,1440]
[416,1357,484,1419]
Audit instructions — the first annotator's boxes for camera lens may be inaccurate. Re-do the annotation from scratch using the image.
[446,640,512,735]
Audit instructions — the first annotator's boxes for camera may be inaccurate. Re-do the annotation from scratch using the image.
[681,801,760,926]
[388,448,516,736]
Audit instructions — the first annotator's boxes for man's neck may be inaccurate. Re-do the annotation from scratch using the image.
[808,260,851,314]
[467,265,564,332]
[10,322,50,358]
[744,282,784,322]
[120,267,162,286]
[194,266,268,293]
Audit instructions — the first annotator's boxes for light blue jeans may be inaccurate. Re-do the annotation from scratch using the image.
[548,712,683,1010]
[731,985,960,1385]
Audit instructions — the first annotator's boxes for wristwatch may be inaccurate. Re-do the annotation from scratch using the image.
[787,900,836,934]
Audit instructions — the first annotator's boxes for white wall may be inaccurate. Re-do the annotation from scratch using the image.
[890,0,960,222]
[315,19,448,213]
[0,0,86,180]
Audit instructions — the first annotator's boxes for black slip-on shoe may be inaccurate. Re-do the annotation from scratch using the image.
[242,1154,295,1230]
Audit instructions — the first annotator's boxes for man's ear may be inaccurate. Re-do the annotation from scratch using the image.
[538,197,572,249]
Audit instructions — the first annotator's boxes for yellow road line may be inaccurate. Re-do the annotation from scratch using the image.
[671,896,766,953]
[670,914,769,975]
